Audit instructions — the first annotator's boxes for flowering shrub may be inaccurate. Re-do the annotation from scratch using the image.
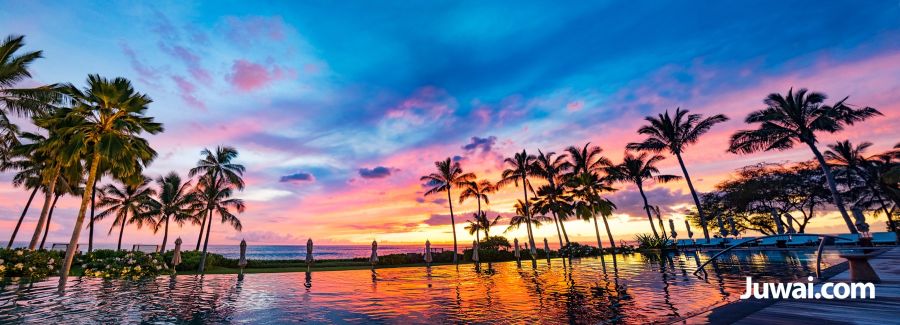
[0,248,62,279]
[79,250,170,279]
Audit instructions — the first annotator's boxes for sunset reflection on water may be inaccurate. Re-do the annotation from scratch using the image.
[0,250,839,324]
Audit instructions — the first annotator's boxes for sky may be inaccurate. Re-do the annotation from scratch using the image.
[0,1,898,247]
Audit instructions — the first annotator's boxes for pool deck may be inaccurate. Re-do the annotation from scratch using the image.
[682,247,900,324]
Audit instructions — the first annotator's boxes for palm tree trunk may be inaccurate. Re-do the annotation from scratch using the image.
[447,190,459,264]
[601,214,617,250]
[556,211,570,244]
[39,194,61,249]
[674,152,709,241]
[550,211,564,250]
[592,215,604,250]
[29,167,60,249]
[117,211,128,251]
[160,216,170,252]
[59,150,102,290]
[807,142,856,233]
[7,186,38,249]
[196,212,207,251]
[522,176,537,258]
[88,181,97,253]
[636,182,659,237]
[198,209,214,273]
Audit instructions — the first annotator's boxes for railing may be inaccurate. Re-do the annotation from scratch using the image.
[691,234,855,279]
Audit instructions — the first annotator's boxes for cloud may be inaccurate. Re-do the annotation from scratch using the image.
[223,16,287,47]
[120,43,160,85]
[279,172,315,183]
[423,210,515,226]
[358,166,396,179]
[227,59,292,92]
[227,230,299,243]
[461,136,497,153]
[171,75,205,109]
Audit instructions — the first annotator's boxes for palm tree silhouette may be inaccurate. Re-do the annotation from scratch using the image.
[532,150,573,248]
[498,150,539,260]
[729,89,881,233]
[95,177,155,251]
[628,108,728,241]
[568,171,618,250]
[607,152,680,237]
[506,199,549,234]
[0,35,58,149]
[189,146,245,251]
[459,179,496,238]
[420,157,474,264]
[146,172,196,252]
[56,75,163,289]
[192,174,245,272]
[533,183,570,248]
[825,140,895,230]
[2,141,42,248]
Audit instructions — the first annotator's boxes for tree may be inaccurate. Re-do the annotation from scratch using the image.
[567,171,618,250]
[459,179,496,239]
[1,140,42,248]
[145,172,196,252]
[628,108,728,241]
[0,34,58,158]
[729,89,881,233]
[192,174,245,272]
[505,199,549,233]
[606,152,680,237]
[420,157,474,264]
[188,146,245,251]
[532,150,573,247]
[56,75,163,290]
[532,183,570,248]
[825,140,896,230]
[498,150,539,260]
[39,171,81,249]
[95,177,155,251]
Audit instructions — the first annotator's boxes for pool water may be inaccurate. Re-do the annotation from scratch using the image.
[0,250,840,324]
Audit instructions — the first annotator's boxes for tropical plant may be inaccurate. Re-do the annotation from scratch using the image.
[55,75,163,289]
[505,199,549,233]
[192,174,245,272]
[1,144,42,249]
[188,146,245,251]
[634,233,669,250]
[145,172,196,252]
[532,149,572,248]
[628,107,728,241]
[420,157,474,264]
[728,89,881,233]
[532,183,571,248]
[498,150,539,259]
[825,140,896,230]
[606,152,680,237]
[459,179,496,239]
[78,250,169,279]
[567,171,618,250]
[39,172,81,250]
[95,177,155,251]
[0,248,61,279]
[0,34,58,159]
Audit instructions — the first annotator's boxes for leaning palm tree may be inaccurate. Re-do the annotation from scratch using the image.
[606,152,681,237]
[628,108,728,241]
[2,145,42,248]
[825,140,895,230]
[95,177,155,251]
[145,172,196,252]
[464,215,484,243]
[532,184,570,248]
[532,149,573,247]
[568,172,618,250]
[38,171,81,250]
[56,75,163,289]
[193,174,245,272]
[459,179,496,234]
[498,150,538,258]
[188,146,245,251]
[420,157,475,264]
[729,89,881,233]
[0,35,57,141]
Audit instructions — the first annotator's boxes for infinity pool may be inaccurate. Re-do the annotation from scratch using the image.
[0,250,840,324]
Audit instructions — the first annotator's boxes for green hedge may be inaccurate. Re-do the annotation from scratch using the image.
[0,248,61,280]
[78,250,169,279]
[160,250,225,271]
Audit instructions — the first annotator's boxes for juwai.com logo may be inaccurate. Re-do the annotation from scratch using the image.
[740,276,875,299]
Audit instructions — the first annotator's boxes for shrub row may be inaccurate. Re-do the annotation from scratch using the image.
[0,248,61,279]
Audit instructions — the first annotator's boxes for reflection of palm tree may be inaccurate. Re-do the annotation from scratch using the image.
[421,157,475,264]
[95,177,155,251]
[729,89,881,233]
[607,152,680,237]
[499,150,538,258]
[629,108,728,241]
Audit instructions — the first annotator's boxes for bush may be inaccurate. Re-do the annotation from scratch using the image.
[480,236,512,251]
[0,248,61,280]
[559,242,600,257]
[634,233,670,250]
[78,250,169,279]
[160,250,225,271]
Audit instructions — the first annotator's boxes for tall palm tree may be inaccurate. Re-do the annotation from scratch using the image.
[505,199,549,234]
[56,75,162,289]
[38,172,81,250]
[498,150,538,259]
[2,146,42,248]
[459,179,496,236]
[565,143,610,176]
[568,171,618,250]
[193,174,245,272]
[145,172,196,252]
[729,89,881,233]
[95,177,155,251]
[188,146,245,251]
[532,184,570,248]
[532,150,573,247]
[0,35,57,139]
[420,157,475,264]
[606,152,681,237]
[825,140,895,230]
[628,108,728,241]
[464,214,484,243]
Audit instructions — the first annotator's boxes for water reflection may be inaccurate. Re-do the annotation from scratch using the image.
[0,250,840,324]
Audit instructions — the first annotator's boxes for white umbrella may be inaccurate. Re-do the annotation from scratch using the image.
[684,220,694,239]
[171,238,183,271]
[238,239,248,268]
[424,240,432,265]
[306,238,314,265]
[472,240,479,263]
[543,238,550,264]
[669,219,677,238]
[370,240,379,267]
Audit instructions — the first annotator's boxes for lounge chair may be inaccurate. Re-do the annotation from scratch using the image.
[834,233,860,246]
[676,239,695,248]
[871,232,898,245]
[50,243,81,253]
[132,244,159,253]
[786,234,819,246]
[699,238,725,247]
[758,235,788,246]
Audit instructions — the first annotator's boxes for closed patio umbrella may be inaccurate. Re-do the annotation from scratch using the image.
[306,238,314,265]
[514,238,521,267]
[424,240,432,266]
[684,220,694,239]
[669,219,677,238]
[543,238,550,264]
[472,240,479,263]
[171,238,183,272]
[370,240,378,268]
[238,239,248,269]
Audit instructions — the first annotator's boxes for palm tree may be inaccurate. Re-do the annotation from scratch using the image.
[193,174,245,272]
[606,152,681,237]
[421,158,474,264]
[56,75,162,289]
[498,150,539,259]
[825,140,895,230]
[464,214,484,243]
[459,179,496,236]
[145,172,196,252]
[532,149,573,247]
[628,108,728,241]
[39,172,81,250]
[532,184,570,248]
[568,171,618,250]
[2,145,42,248]
[729,89,881,233]
[95,178,155,251]
[188,146,245,251]
[505,199,549,234]
[0,35,57,138]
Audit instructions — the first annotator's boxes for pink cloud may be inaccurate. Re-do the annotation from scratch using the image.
[566,100,584,112]
[170,75,205,110]
[226,59,292,92]
[223,16,287,47]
